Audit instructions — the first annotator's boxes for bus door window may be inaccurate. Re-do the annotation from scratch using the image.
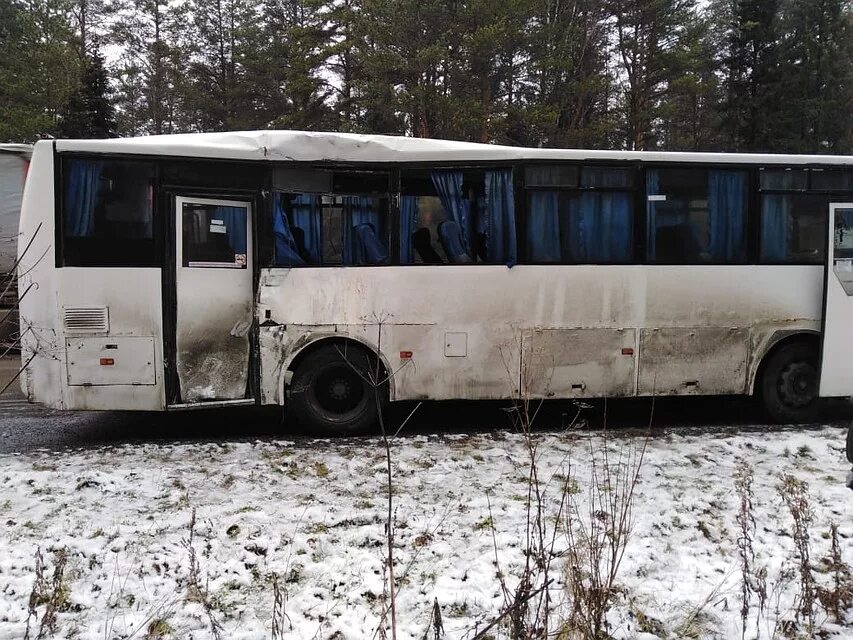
[524,165,634,264]
[759,168,853,264]
[181,203,247,268]
[646,167,747,264]
[400,168,516,266]
[61,157,157,266]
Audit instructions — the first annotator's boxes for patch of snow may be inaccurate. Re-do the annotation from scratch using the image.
[0,425,850,639]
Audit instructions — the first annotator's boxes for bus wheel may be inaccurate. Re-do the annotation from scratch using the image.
[288,344,387,436]
[759,342,820,424]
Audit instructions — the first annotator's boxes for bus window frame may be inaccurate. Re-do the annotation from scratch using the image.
[55,151,163,269]
[520,161,641,266]
[757,166,853,266]
[269,168,394,268]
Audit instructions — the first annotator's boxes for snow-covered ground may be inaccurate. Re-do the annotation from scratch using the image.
[0,424,850,639]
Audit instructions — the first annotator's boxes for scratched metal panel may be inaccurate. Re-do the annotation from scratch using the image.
[523,328,637,398]
[66,336,156,386]
[638,327,748,396]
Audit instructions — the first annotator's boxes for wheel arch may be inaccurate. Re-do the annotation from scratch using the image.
[284,335,395,400]
[749,330,821,395]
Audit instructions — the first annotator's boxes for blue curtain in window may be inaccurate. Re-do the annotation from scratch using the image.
[526,191,561,262]
[431,171,471,258]
[217,207,248,254]
[343,197,387,265]
[399,195,419,264]
[566,192,632,262]
[273,194,306,266]
[708,170,746,261]
[291,194,321,264]
[761,195,791,261]
[65,159,103,236]
[485,170,517,266]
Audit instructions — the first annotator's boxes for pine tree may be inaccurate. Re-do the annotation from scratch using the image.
[609,0,704,150]
[773,0,853,152]
[657,10,725,150]
[111,0,187,135]
[351,0,458,137]
[58,49,116,138]
[246,0,335,131]
[0,0,81,141]
[717,0,781,151]
[514,0,614,148]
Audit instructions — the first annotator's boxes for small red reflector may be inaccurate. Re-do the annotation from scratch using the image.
[100,358,115,366]
[621,348,634,356]
[400,351,413,359]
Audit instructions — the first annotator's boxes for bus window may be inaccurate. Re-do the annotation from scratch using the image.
[646,168,747,264]
[182,202,247,268]
[758,167,853,264]
[61,157,157,266]
[760,193,827,263]
[400,169,516,266]
[272,191,389,267]
[525,165,634,264]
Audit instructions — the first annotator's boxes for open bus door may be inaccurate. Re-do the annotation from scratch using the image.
[170,196,255,408]
[819,202,853,398]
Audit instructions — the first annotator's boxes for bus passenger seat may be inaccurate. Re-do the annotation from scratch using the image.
[438,220,472,264]
[354,223,390,265]
[412,227,443,264]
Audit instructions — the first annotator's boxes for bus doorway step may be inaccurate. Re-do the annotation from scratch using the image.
[167,398,256,411]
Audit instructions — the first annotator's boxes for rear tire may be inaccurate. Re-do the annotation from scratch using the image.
[287,344,387,436]
[759,342,820,424]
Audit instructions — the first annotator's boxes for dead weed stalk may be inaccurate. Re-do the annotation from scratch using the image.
[182,508,223,640]
[735,459,767,639]
[561,413,648,640]
[24,545,70,640]
[482,339,648,640]
[777,474,817,635]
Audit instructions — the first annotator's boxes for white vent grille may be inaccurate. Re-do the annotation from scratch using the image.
[63,306,109,334]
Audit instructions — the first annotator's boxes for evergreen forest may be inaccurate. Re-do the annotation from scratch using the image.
[1,0,851,153]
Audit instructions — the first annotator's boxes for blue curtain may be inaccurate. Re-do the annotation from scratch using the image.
[354,224,390,264]
[291,194,321,264]
[526,191,561,262]
[485,170,517,266]
[65,159,103,236]
[216,206,247,254]
[566,192,632,262]
[399,196,419,264]
[343,197,387,265]
[273,194,307,266]
[709,170,747,261]
[438,220,472,263]
[431,171,471,257]
[760,195,791,261]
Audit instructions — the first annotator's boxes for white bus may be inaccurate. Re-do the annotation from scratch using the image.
[15,131,853,434]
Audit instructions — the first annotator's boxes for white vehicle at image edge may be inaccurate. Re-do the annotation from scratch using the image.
[13,130,853,437]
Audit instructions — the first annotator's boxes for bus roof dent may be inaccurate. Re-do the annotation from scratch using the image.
[53,130,853,166]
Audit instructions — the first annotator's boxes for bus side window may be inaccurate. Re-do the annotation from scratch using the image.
[400,168,516,266]
[272,191,389,267]
[525,165,634,264]
[759,168,853,264]
[645,167,747,264]
[61,157,157,267]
